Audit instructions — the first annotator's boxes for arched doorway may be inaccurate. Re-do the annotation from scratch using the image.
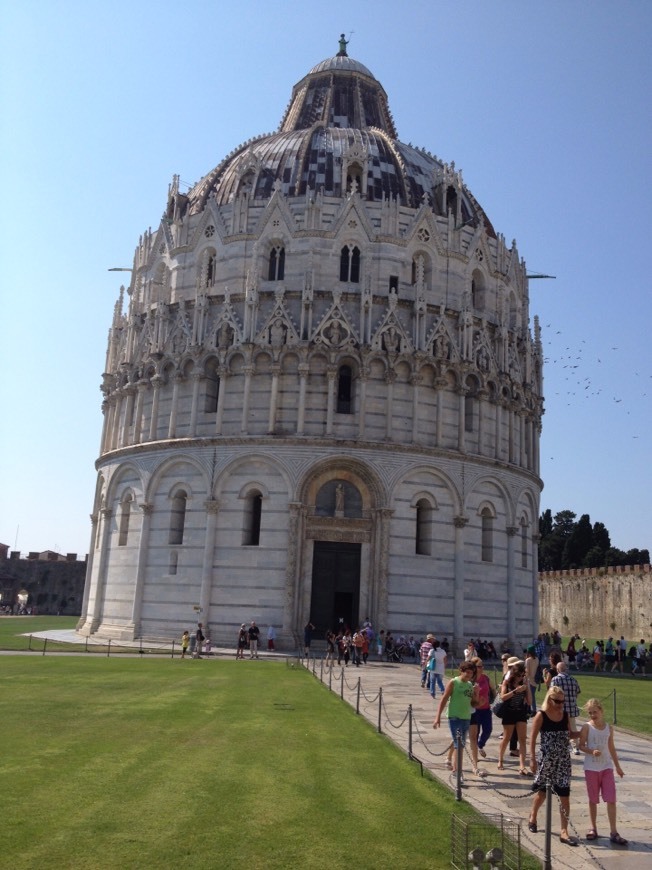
[310,540,361,634]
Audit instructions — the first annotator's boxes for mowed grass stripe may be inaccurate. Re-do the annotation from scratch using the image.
[2,657,508,870]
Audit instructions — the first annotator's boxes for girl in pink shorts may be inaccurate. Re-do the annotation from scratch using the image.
[578,698,627,846]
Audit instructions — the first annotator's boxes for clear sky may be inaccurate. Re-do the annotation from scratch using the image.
[1,0,650,557]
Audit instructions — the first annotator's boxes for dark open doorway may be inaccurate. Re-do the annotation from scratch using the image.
[309,541,361,636]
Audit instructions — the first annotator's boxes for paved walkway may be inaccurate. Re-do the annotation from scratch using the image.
[307,657,652,870]
[15,632,652,868]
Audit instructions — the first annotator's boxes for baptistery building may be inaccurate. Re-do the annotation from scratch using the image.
[78,42,544,651]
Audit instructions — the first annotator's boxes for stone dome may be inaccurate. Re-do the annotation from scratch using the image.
[81,42,542,655]
[185,51,494,236]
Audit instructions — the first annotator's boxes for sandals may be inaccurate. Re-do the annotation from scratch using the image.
[497,764,504,770]
[586,829,598,841]
[519,768,532,776]
[528,821,538,833]
[559,835,579,846]
[446,760,453,770]
[474,768,487,778]
[610,833,628,846]
[479,748,487,758]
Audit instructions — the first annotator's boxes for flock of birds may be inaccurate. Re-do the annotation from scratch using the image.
[542,326,650,456]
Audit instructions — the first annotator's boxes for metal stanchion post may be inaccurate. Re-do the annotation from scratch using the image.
[378,687,382,733]
[356,678,361,714]
[613,688,617,725]
[42,638,47,656]
[543,781,553,870]
[340,667,344,699]
[171,640,175,659]
[456,732,463,801]
[408,704,413,758]
[107,639,111,658]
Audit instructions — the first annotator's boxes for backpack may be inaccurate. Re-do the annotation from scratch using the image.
[534,663,545,685]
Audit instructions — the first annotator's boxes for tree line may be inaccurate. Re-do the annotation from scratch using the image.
[538,509,650,572]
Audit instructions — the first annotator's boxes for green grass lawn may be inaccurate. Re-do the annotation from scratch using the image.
[1,653,542,870]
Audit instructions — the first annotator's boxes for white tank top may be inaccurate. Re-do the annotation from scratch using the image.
[583,720,613,772]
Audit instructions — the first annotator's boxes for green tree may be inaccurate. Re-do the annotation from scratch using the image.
[592,521,611,553]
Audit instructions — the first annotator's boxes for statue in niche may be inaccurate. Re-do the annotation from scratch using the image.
[434,332,450,360]
[383,326,399,354]
[270,317,286,348]
[218,321,232,349]
[329,319,342,347]
[335,483,345,515]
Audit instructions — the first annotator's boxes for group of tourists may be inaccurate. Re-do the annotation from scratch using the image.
[431,639,628,848]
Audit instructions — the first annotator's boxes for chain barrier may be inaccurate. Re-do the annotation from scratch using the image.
[379,694,410,730]
[411,716,455,758]
[549,784,609,870]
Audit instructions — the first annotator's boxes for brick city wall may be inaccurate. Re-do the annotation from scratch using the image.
[538,564,652,640]
[0,550,87,615]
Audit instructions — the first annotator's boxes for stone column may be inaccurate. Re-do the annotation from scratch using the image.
[199,500,220,631]
[385,370,396,440]
[268,364,280,433]
[531,532,540,639]
[506,525,518,647]
[411,374,422,442]
[297,364,308,435]
[494,400,502,461]
[88,507,113,633]
[326,367,337,435]
[372,508,393,631]
[453,516,468,655]
[286,502,305,639]
[76,512,99,631]
[215,368,227,434]
[110,392,123,450]
[477,389,487,455]
[121,387,136,447]
[189,373,203,436]
[130,502,153,636]
[435,377,447,447]
[508,404,515,463]
[133,382,146,444]
[357,368,368,439]
[457,388,467,453]
[149,375,162,441]
[99,400,110,454]
[519,414,527,468]
[241,365,253,433]
[168,374,182,438]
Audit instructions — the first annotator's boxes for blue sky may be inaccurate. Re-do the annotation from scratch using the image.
[1,0,650,556]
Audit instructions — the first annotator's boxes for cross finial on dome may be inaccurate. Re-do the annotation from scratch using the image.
[337,33,349,57]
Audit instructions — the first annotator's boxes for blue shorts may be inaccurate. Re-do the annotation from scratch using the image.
[448,717,471,746]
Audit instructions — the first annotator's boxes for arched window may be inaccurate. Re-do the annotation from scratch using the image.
[336,365,353,414]
[243,491,262,546]
[521,519,529,569]
[169,490,187,545]
[339,245,360,283]
[206,253,216,287]
[204,360,220,413]
[465,393,475,432]
[268,246,285,281]
[481,507,494,562]
[415,499,433,555]
[118,494,132,546]
[471,270,486,311]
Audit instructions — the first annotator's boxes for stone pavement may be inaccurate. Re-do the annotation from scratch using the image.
[14,631,652,868]
[306,657,652,870]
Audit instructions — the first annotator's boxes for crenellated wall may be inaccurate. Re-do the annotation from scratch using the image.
[538,565,652,639]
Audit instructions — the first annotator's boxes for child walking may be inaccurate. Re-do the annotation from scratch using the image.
[181,630,190,659]
[579,698,628,846]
